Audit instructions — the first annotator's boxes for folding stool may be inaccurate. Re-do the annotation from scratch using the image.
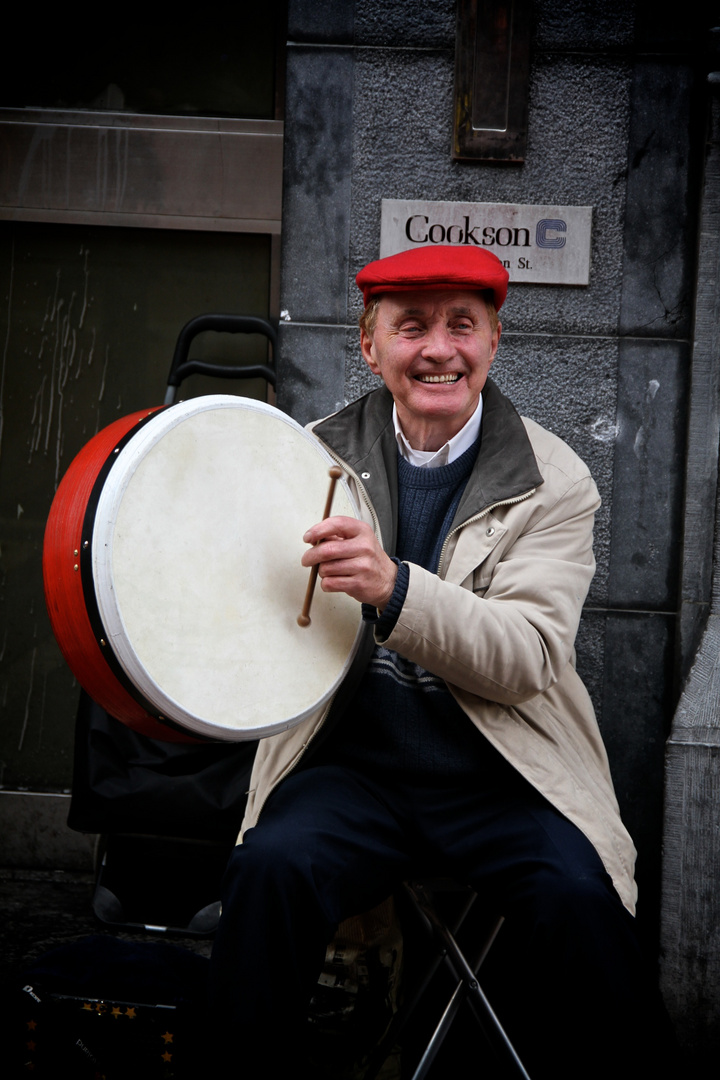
[366,881,532,1080]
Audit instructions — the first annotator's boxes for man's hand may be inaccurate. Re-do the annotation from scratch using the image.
[301,516,398,611]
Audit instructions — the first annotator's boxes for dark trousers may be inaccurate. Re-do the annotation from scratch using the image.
[209,763,659,1079]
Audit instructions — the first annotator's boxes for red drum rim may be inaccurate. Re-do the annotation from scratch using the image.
[42,406,192,742]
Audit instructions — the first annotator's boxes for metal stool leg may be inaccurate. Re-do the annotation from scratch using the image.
[404,882,532,1080]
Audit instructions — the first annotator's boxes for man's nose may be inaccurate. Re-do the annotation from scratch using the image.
[421,325,455,362]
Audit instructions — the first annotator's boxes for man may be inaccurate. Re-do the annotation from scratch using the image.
[210,246,653,1078]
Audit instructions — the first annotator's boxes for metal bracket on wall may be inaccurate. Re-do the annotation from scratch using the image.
[453,0,532,163]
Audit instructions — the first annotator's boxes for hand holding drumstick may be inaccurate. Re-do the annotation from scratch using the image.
[298,468,398,625]
[297,467,343,626]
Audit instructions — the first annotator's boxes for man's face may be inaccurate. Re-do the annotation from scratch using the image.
[360,289,501,451]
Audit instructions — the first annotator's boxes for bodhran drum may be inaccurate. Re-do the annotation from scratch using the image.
[43,396,364,742]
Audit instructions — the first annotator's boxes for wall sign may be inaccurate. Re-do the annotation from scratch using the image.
[380,199,593,285]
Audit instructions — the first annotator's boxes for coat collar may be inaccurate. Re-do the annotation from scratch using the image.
[312,378,543,554]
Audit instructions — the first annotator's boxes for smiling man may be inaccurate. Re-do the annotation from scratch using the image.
[210,246,660,1078]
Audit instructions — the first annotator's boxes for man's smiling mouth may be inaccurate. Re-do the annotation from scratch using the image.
[415,373,462,383]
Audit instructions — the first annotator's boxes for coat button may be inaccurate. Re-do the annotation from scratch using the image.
[486,526,495,536]
[361,472,370,479]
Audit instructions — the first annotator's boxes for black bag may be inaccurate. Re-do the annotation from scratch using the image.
[69,691,257,842]
[68,692,258,933]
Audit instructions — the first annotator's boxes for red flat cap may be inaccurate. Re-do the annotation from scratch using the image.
[356,245,509,310]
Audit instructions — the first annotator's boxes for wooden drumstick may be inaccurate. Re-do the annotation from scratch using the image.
[298,466,344,627]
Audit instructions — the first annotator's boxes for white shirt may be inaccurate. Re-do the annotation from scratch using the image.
[392,396,484,468]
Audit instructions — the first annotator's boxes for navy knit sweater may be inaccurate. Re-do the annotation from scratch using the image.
[318,439,499,780]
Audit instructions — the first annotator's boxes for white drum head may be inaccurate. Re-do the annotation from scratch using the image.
[92,396,363,740]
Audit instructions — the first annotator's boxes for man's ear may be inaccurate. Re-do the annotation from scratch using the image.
[360,327,381,376]
[491,321,502,364]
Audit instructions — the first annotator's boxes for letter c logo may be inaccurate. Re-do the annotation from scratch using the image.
[536,219,566,249]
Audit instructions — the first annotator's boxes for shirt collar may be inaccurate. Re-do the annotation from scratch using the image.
[393,396,484,469]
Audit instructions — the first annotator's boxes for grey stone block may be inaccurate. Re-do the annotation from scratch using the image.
[619,61,696,338]
[662,610,720,1061]
[608,339,689,609]
[354,0,455,47]
[601,611,674,920]
[661,739,720,1065]
[0,792,96,872]
[280,46,355,325]
[534,0,635,49]
[276,322,347,425]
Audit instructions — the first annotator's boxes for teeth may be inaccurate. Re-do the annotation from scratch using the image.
[417,374,461,383]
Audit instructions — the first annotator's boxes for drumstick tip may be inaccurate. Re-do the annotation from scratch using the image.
[297,614,311,627]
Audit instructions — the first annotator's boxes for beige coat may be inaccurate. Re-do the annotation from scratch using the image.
[241,381,637,914]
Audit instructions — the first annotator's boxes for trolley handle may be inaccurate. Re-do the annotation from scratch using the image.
[165,314,277,404]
